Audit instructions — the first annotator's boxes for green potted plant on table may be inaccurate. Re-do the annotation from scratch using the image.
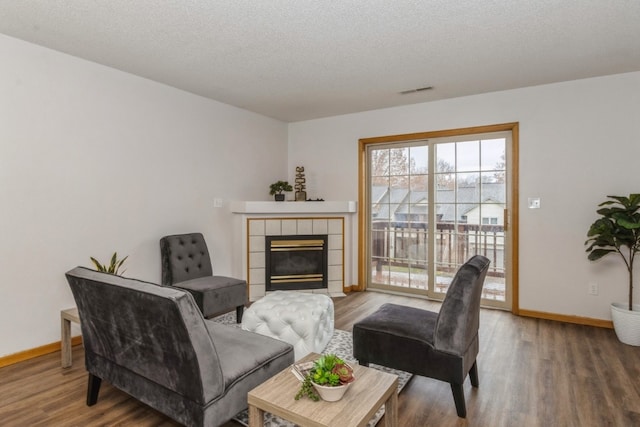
[295,354,355,402]
[269,180,293,201]
[585,194,640,345]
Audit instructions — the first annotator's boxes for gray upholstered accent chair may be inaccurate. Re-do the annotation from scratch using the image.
[353,255,490,418]
[160,233,246,322]
[65,267,294,427]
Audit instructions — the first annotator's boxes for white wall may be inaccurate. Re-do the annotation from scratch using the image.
[0,34,287,357]
[288,71,640,321]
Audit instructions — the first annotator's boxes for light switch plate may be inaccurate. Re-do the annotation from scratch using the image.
[528,198,541,209]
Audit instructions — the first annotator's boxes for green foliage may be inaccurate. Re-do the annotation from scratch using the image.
[294,375,319,401]
[90,252,128,276]
[312,367,341,386]
[294,353,355,401]
[585,194,640,310]
[311,354,343,386]
[269,180,293,195]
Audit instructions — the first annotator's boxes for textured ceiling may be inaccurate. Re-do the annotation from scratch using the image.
[1,1,639,122]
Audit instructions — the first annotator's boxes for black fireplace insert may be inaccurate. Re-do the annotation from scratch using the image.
[265,234,328,291]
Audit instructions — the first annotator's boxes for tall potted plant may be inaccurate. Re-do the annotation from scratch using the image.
[585,194,640,345]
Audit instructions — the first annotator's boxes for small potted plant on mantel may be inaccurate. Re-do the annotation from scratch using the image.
[585,194,640,345]
[294,354,355,402]
[269,180,293,202]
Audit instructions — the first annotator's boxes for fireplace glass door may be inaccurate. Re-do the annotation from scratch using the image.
[265,235,328,291]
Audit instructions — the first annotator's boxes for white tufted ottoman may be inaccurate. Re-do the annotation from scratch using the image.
[241,291,334,361]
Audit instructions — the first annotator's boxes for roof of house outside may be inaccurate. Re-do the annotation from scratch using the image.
[372,182,505,223]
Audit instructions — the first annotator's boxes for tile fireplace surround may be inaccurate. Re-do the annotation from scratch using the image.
[230,201,357,301]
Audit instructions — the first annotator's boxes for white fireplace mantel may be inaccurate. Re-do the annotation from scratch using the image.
[229,200,357,301]
[230,200,357,214]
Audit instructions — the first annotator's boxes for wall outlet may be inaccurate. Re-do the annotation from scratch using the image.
[213,198,223,208]
[528,197,541,209]
[588,282,599,296]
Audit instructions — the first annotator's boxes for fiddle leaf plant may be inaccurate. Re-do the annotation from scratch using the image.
[585,194,640,311]
[90,252,128,276]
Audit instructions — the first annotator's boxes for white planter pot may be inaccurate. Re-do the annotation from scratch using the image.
[610,302,640,346]
[312,381,351,402]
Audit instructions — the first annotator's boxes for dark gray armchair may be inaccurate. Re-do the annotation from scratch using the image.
[65,267,293,427]
[353,255,490,418]
[160,232,246,322]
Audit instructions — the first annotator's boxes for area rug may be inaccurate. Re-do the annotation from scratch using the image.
[212,312,412,427]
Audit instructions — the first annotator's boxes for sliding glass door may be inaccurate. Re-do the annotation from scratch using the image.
[360,125,516,310]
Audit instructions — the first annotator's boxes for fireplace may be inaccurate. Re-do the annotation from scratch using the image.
[265,234,328,291]
[231,202,357,300]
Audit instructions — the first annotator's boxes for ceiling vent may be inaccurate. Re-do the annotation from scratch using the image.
[399,86,433,95]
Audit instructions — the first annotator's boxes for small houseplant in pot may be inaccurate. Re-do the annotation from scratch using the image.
[90,252,128,276]
[269,180,293,201]
[295,354,355,402]
[585,194,640,345]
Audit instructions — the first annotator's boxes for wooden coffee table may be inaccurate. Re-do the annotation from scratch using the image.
[247,352,398,427]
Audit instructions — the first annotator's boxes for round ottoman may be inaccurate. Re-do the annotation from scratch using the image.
[241,291,334,360]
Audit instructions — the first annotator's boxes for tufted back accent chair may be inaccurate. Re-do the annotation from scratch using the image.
[160,233,213,286]
[160,232,247,322]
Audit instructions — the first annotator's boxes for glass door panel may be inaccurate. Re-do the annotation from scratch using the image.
[369,144,429,294]
[431,136,507,305]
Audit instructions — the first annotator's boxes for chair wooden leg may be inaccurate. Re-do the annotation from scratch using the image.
[86,374,102,406]
[236,305,244,323]
[450,383,467,418]
[469,361,479,387]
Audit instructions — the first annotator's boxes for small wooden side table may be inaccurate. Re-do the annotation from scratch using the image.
[248,352,398,427]
[60,307,80,368]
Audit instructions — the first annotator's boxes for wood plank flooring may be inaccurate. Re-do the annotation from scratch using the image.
[1,291,639,426]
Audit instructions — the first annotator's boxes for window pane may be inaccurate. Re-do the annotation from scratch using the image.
[371,225,390,285]
[409,264,427,290]
[371,178,389,209]
[409,145,428,174]
[389,147,408,176]
[481,175,505,199]
[435,202,455,225]
[435,225,458,295]
[436,143,455,172]
[409,175,428,192]
[457,140,479,172]
[481,138,506,172]
[456,173,480,203]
